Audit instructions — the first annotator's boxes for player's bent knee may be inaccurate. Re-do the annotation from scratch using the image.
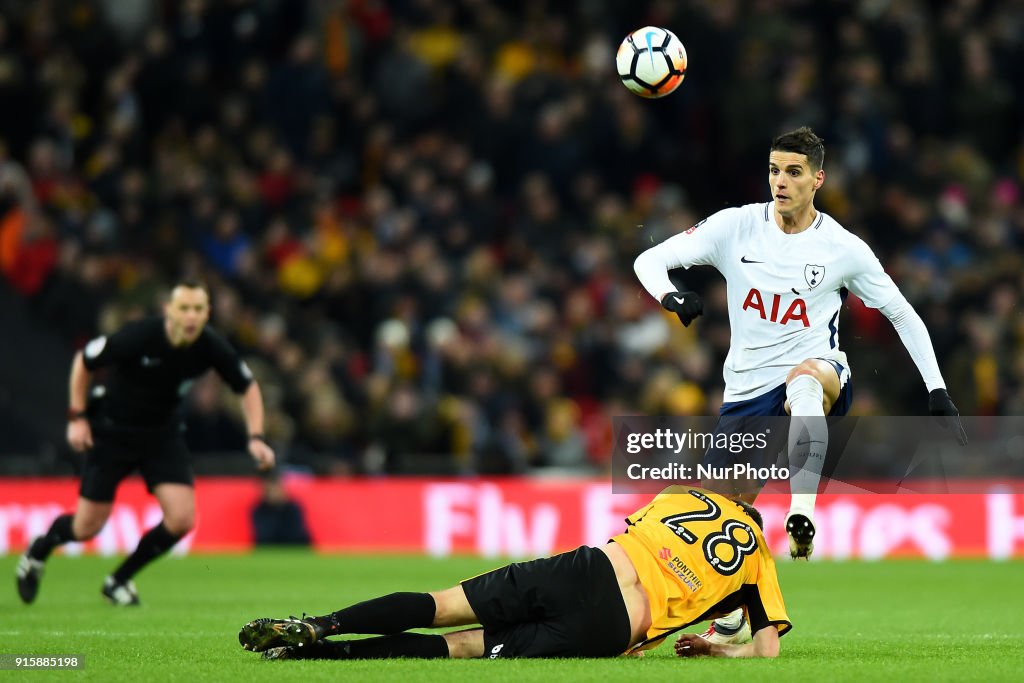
[164,521,194,537]
[163,516,195,536]
[788,360,839,391]
[72,522,104,541]
[442,629,485,659]
[787,372,823,392]
[73,509,111,540]
[429,586,479,627]
[787,362,839,413]
[786,363,822,384]
[786,373,824,410]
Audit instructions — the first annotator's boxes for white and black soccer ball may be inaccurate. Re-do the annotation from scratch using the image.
[616,26,688,98]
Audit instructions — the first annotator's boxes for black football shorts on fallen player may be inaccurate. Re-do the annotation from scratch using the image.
[461,545,631,659]
[79,427,193,502]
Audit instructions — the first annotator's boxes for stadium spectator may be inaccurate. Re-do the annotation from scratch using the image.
[251,473,312,546]
[238,486,788,660]
[16,281,274,606]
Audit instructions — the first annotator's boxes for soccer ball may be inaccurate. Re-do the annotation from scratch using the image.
[616,26,687,98]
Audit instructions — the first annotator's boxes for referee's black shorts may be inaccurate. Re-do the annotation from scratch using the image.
[79,426,193,502]
[461,545,631,659]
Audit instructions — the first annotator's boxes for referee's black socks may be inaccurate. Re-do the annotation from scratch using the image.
[29,514,76,560]
[312,592,437,635]
[111,523,183,583]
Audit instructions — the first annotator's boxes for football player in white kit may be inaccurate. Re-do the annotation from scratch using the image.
[633,126,967,643]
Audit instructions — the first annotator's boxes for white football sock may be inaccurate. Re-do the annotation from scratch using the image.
[715,608,744,630]
[786,374,827,520]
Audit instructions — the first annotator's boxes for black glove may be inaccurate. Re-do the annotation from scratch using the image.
[928,388,968,446]
[660,291,704,327]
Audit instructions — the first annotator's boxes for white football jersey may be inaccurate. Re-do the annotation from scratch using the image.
[657,202,899,402]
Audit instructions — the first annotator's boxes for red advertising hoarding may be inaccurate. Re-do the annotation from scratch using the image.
[1,478,1023,559]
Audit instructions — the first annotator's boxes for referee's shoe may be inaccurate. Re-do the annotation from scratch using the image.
[102,576,141,606]
[15,551,45,604]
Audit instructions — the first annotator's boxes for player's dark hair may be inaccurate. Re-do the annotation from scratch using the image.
[771,126,825,171]
[734,499,764,531]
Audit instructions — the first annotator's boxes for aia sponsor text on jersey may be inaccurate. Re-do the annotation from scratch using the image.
[741,288,809,327]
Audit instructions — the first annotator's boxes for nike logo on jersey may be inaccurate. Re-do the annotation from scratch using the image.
[740,256,764,264]
[673,296,686,305]
[140,356,162,367]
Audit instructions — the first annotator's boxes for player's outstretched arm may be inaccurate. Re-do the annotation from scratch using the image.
[633,210,736,327]
[878,294,967,445]
[660,291,704,327]
[928,388,968,446]
[675,626,780,659]
[633,246,704,327]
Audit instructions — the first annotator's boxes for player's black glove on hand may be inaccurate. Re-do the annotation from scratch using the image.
[660,291,704,327]
[928,388,968,446]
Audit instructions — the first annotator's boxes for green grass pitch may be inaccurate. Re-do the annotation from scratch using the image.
[3,551,1022,681]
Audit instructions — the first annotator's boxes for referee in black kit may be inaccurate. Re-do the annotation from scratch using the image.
[16,280,275,606]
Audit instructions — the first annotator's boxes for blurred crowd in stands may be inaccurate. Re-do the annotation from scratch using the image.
[0,0,1022,476]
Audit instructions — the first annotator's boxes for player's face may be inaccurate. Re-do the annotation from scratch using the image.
[164,286,210,346]
[768,152,824,216]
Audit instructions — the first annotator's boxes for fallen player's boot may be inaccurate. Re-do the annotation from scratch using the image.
[239,617,323,652]
[262,646,300,660]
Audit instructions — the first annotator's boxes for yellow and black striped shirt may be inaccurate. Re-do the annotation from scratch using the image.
[612,486,791,648]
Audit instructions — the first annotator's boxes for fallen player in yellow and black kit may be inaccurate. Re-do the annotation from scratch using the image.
[239,486,790,660]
